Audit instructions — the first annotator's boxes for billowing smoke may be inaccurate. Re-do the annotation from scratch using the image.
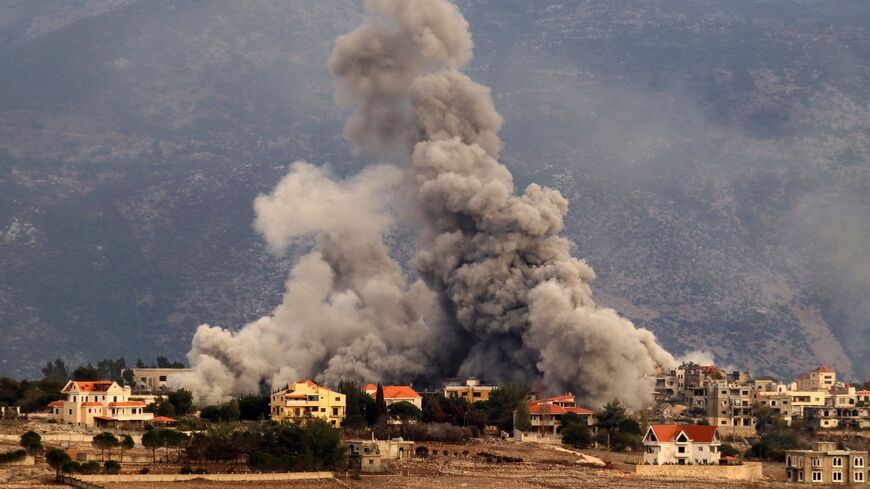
[174,0,674,409]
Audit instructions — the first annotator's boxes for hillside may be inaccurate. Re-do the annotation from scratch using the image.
[0,0,867,380]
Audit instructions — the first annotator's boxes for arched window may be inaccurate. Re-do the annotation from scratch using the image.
[855,457,864,468]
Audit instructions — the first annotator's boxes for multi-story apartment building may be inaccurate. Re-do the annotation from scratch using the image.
[642,425,721,465]
[858,391,870,406]
[269,379,346,427]
[443,378,496,403]
[706,382,756,434]
[804,406,870,430]
[796,365,836,392]
[363,384,422,410]
[48,380,153,427]
[786,442,868,484]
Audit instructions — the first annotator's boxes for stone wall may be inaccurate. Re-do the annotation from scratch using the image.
[75,471,334,483]
[614,462,763,481]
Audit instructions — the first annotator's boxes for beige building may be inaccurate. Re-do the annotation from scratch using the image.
[363,384,422,410]
[443,378,496,403]
[270,379,346,427]
[786,442,868,484]
[642,425,721,465]
[513,395,592,438]
[48,380,152,427]
[706,382,756,433]
[127,367,192,393]
[796,365,836,392]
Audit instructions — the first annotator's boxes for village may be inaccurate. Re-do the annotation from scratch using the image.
[1,360,869,488]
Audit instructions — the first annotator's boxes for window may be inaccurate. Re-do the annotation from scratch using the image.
[678,446,686,453]
[833,457,842,467]
[159,376,167,381]
[855,457,864,468]
[832,471,842,482]
[812,457,821,467]
[646,447,654,454]
[333,408,339,416]
[787,456,792,467]
[812,471,822,482]
[855,471,864,482]
[798,471,804,482]
[698,446,704,452]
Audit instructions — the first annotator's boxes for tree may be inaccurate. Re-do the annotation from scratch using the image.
[720,443,740,458]
[141,429,164,463]
[163,430,189,462]
[120,434,135,461]
[748,429,800,462]
[19,431,42,455]
[46,448,71,480]
[92,432,119,461]
[593,400,642,451]
[103,460,121,474]
[478,383,529,432]
[754,405,787,433]
[41,359,68,381]
[72,365,99,381]
[514,401,532,432]
[562,422,592,448]
[95,358,126,384]
[156,356,185,369]
[168,389,194,416]
[375,383,388,423]
[389,401,423,436]
[238,395,269,421]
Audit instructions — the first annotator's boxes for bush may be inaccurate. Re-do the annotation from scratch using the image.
[0,449,27,464]
[62,461,82,474]
[349,470,361,480]
[720,443,740,458]
[103,460,121,474]
[562,423,592,448]
[747,430,800,462]
[180,466,193,474]
[79,461,101,474]
[139,467,150,474]
[403,423,472,443]
[415,446,429,459]
[193,467,208,474]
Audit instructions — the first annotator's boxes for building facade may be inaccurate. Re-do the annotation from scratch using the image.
[642,425,721,465]
[786,442,868,484]
[443,378,496,403]
[513,395,593,437]
[796,365,837,393]
[269,379,346,427]
[127,367,192,393]
[48,380,152,427]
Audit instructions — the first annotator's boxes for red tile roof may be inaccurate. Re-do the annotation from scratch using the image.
[94,416,116,421]
[62,381,115,393]
[81,402,102,407]
[363,384,421,399]
[857,391,870,395]
[527,403,592,415]
[533,395,576,404]
[648,424,718,443]
[150,416,177,423]
[814,365,835,373]
[48,401,64,407]
[107,401,145,407]
[296,379,318,387]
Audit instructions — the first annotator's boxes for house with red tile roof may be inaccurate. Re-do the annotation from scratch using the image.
[363,384,422,410]
[643,424,721,465]
[48,380,153,427]
[796,365,837,393]
[513,394,593,440]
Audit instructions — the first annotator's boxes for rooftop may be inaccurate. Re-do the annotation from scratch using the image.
[648,425,719,444]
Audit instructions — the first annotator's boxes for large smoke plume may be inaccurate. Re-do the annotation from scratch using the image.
[173,0,674,409]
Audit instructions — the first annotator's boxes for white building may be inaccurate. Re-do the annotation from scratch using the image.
[643,424,721,465]
[48,380,153,427]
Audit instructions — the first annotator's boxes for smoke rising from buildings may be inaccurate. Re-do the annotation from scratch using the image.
[174,0,674,409]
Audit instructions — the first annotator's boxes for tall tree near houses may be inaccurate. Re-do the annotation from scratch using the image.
[375,383,388,423]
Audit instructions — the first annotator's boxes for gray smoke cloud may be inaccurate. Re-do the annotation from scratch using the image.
[175,0,674,409]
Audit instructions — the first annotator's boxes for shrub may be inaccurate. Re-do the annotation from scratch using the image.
[79,461,101,474]
[0,449,27,464]
[139,467,150,474]
[415,446,429,458]
[349,470,361,480]
[180,466,193,474]
[103,460,121,474]
[403,423,472,443]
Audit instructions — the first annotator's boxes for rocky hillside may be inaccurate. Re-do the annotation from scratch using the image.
[0,0,867,380]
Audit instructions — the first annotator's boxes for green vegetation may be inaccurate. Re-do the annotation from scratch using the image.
[0,449,27,464]
[200,400,241,422]
[473,383,529,432]
[561,412,593,448]
[92,432,119,461]
[103,460,121,474]
[747,429,801,462]
[185,420,345,471]
[46,449,71,479]
[422,394,485,430]
[594,400,642,451]
[19,430,42,455]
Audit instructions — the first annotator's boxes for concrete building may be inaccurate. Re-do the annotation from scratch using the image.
[127,367,192,393]
[269,379,346,427]
[796,365,836,392]
[706,382,756,434]
[804,406,870,430]
[48,380,152,427]
[513,395,592,438]
[443,378,496,403]
[643,425,721,465]
[363,384,422,410]
[786,441,868,484]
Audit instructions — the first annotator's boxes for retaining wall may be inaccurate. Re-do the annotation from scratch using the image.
[614,462,763,481]
[75,471,334,483]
